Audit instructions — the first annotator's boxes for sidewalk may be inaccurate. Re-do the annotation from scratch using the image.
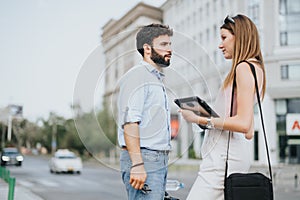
[0,178,44,200]
[258,163,300,192]
[169,158,300,188]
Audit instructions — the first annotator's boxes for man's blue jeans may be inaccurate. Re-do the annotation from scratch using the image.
[120,148,169,200]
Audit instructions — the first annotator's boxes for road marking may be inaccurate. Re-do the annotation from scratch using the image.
[18,180,34,187]
[36,180,59,187]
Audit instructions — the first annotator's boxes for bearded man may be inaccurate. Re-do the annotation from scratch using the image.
[117,23,173,200]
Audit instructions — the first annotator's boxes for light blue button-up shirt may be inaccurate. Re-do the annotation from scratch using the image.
[117,61,171,151]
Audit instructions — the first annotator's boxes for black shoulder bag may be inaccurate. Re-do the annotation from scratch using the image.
[224,61,274,200]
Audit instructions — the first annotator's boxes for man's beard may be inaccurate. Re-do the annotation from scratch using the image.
[150,48,171,68]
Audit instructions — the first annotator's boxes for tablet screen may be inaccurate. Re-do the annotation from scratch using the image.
[174,96,219,117]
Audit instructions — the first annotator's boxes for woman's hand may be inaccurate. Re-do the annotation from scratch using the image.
[178,109,199,124]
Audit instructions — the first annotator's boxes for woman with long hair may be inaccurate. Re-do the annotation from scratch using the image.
[179,14,266,199]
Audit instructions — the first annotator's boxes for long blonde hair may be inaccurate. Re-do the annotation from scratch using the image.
[221,14,266,98]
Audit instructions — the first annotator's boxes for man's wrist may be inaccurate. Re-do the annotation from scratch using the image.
[131,162,144,169]
[128,150,143,166]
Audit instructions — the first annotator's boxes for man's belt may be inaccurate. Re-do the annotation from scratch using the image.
[121,146,170,154]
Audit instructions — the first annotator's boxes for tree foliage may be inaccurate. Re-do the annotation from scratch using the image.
[0,102,117,157]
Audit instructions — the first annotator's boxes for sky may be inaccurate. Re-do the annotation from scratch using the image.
[0,0,166,121]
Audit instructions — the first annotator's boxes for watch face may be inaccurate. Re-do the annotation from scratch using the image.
[206,118,214,129]
[206,124,212,129]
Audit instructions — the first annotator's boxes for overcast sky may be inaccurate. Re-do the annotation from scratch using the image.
[0,0,166,121]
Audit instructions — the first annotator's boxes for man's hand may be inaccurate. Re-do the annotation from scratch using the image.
[123,123,147,190]
[130,164,147,190]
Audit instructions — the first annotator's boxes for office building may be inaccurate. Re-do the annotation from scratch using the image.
[102,0,300,164]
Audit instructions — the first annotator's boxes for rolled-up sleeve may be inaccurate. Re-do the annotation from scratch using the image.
[118,72,146,127]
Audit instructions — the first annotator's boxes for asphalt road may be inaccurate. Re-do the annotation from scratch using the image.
[7,155,125,200]
[6,155,300,200]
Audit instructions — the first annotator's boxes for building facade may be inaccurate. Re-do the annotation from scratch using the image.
[161,0,300,165]
[102,0,300,165]
[263,0,300,164]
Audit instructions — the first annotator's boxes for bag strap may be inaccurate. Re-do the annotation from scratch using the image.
[224,65,236,181]
[224,60,273,182]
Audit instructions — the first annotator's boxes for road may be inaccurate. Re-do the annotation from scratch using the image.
[6,155,300,199]
[8,155,126,200]
[6,155,195,199]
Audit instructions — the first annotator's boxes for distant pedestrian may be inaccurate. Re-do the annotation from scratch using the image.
[117,23,173,200]
[179,14,266,199]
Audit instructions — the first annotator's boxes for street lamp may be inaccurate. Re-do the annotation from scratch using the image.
[7,105,23,142]
[49,112,64,154]
[0,105,23,148]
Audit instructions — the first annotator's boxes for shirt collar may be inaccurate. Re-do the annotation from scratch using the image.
[141,60,165,80]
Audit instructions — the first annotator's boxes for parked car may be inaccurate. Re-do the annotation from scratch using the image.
[1,147,24,166]
[49,149,82,174]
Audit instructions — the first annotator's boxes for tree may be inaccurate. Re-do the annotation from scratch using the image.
[71,99,117,157]
[61,119,85,155]
[97,101,117,146]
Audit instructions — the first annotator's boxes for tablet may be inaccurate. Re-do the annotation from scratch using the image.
[174,96,219,118]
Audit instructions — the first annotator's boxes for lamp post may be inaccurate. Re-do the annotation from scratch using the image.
[7,115,12,141]
[0,105,23,145]
[7,105,23,142]
[0,108,8,148]
[49,112,64,155]
[51,122,57,154]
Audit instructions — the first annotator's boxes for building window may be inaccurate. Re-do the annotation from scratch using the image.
[280,31,288,45]
[213,0,217,12]
[221,0,225,7]
[213,50,217,64]
[280,0,287,14]
[275,99,287,136]
[198,7,202,22]
[206,28,210,42]
[248,0,260,25]
[278,116,287,162]
[206,2,209,16]
[279,0,300,46]
[289,64,300,80]
[281,65,288,79]
[287,98,300,113]
[199,32,203,44]
[213,24,217,37]
[187,16,191,29]
[276,99,287,114]
[281,64,300,80]
[202,83,208,95]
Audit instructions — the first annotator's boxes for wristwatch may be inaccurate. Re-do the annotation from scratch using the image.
[206,118,215,129]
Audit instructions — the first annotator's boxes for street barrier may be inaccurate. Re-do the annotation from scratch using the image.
[0,166,15,200]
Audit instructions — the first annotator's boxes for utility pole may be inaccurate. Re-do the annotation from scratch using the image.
[51,122,57,154]
[1,105,23,144]
[7,115,12,141]
[0,107,10,147]
[1,124,5,149]
[49,113,63,155]
[8,105,23,142]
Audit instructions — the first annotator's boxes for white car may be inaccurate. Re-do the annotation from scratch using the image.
[49,149,82,174]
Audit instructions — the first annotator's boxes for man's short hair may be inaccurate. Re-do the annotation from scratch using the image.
[136,23,173,57]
